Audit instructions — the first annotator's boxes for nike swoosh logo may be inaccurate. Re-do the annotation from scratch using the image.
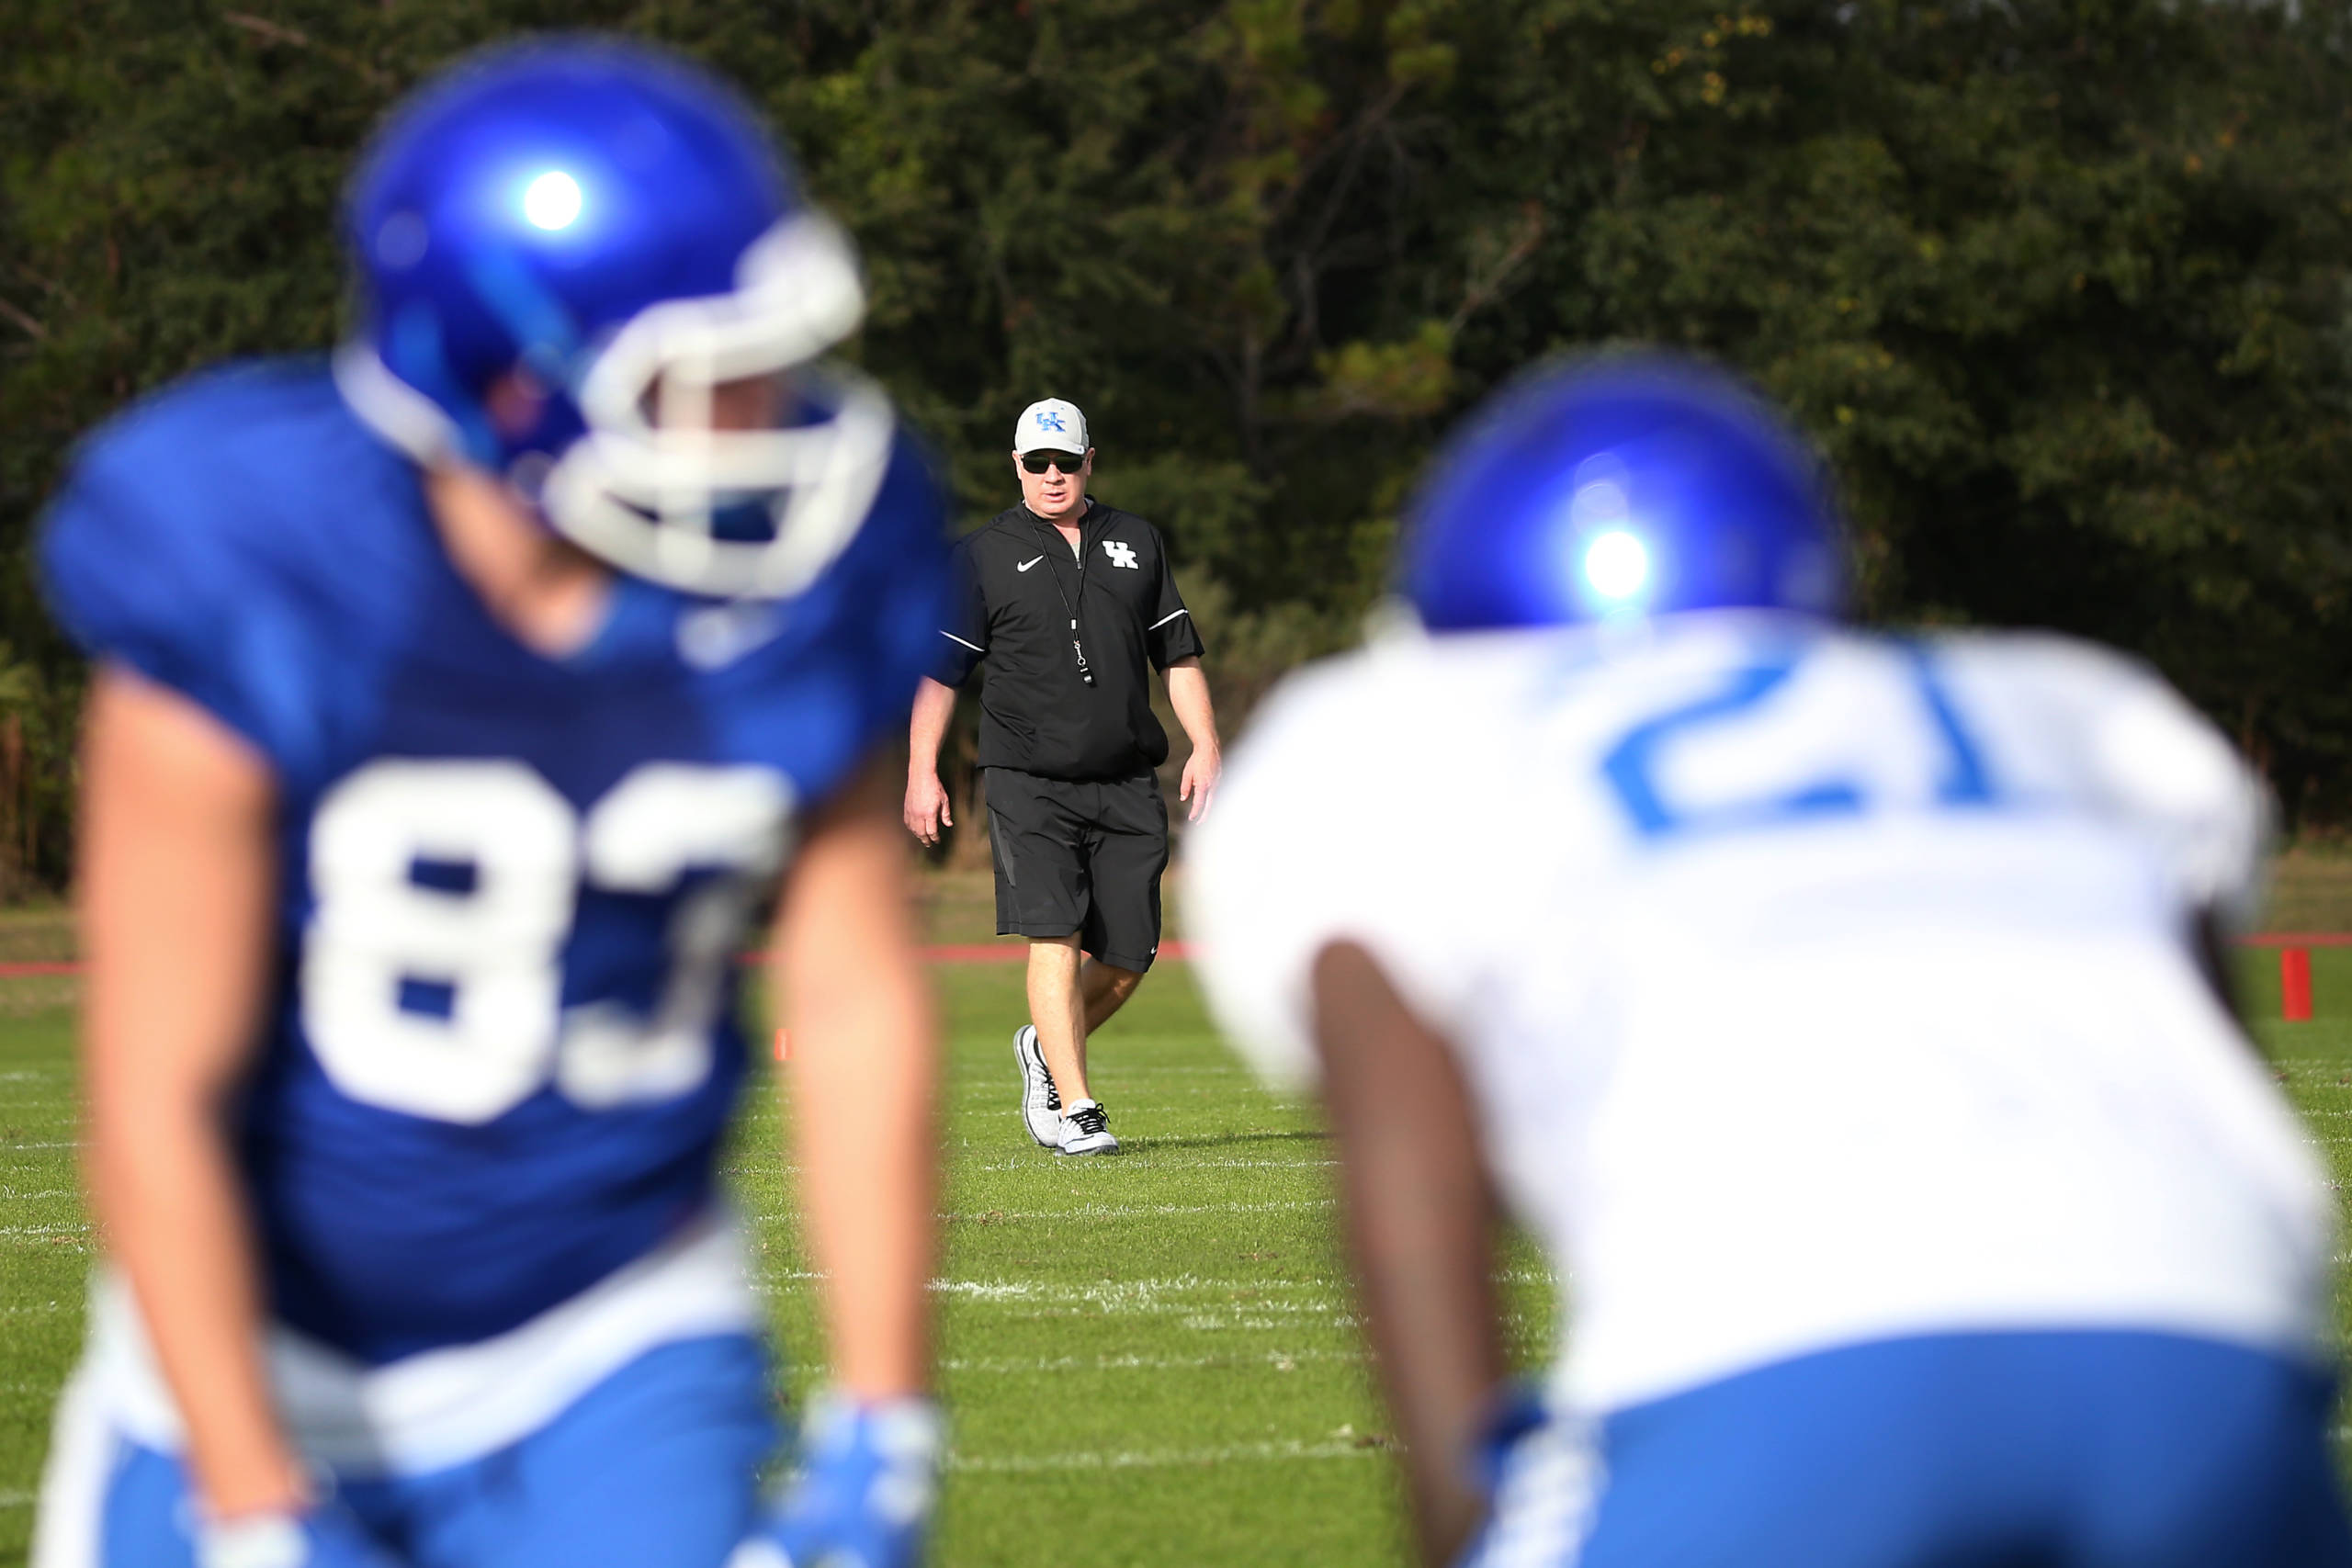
[676,604,786,671]
[1016,556,1046,572]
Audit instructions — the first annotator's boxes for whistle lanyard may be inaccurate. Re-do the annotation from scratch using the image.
[1028,514,1094,687]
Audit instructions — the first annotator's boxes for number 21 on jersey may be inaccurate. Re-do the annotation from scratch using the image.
[1600,643,1998,839]
[302,760,791,1124]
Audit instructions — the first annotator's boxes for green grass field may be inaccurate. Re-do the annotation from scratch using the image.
[0,874,1558,1568]
[6,871,2352,1566]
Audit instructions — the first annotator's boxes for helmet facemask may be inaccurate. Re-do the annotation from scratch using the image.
[536,213,895,600]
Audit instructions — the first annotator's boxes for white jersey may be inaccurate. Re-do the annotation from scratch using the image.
[1188,612,2332,1416]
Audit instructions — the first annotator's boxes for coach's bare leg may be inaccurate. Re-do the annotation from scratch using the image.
[1080,959,1144,1034]
[1028,934,1093,1106]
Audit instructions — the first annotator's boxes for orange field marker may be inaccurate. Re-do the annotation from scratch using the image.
[2281,948,2313,1022]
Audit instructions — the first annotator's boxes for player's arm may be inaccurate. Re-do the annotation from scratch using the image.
[79,666,300,1517]
[774,748,938,1396]
[2071,650,2268,1032]
[741,750,942,1568]
[903,677,957,846]
[2192,908,2247,1027]
[1310,939,1506,1568]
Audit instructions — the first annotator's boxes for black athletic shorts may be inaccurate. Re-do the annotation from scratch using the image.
[984,767,1169,973]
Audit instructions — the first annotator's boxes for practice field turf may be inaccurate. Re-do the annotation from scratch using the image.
[0,936,1556,1568]
[6,919,2352,1566]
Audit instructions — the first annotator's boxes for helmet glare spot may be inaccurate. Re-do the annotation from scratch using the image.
[522,171,583,231]
[1584,529,1651,601]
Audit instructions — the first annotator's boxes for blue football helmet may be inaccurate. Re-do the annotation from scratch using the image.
[337,38,889,599]
[1396,354,1848,631]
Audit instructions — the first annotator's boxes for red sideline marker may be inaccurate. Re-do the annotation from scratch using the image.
[2281,948,2314,1023]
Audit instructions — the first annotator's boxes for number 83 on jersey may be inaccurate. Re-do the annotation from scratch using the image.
[301,759,793,1124]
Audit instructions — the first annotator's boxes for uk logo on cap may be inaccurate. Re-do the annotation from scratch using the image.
[1015,398,1091,454]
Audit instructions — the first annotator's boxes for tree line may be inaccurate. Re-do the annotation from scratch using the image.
[5,0,2350,889]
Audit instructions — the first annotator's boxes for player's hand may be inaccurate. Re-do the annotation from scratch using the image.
[902,773,952,846]
[1179,743,1221,822]
[729,1394,944,1568]
[196,1502,410,1568]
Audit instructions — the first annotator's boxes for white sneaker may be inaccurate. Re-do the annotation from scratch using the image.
[1056,1100,1119,1156]
[1014,1025,1061,1147]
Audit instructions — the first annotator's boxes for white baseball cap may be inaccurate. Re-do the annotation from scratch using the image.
[1013,398,1090,455]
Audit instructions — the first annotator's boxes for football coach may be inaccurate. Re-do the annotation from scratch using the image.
[906,399,1221,1156]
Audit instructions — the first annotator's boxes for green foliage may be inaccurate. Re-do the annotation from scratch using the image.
[6,0,2352,879]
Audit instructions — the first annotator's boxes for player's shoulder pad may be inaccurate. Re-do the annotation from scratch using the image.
[46,357,402,582]
[1229,644,1388,764]
[40,360,411,743]
[1923,626,2241,775]
[1235,629,1529,784]
[725,424,951,661]
[849,424,953,558]
[1914,624,2164,694]
[62,357,381,502]
[1926,626,2267,914]
[1914,625,2242,775]
[1186,644,1399,1087]
[695,424,953,804]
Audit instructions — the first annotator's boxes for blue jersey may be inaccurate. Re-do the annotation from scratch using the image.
[43,359,947,1365]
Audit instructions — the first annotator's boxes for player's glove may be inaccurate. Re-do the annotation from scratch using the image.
[1454,1383,1596,1568]
[1464,1382,1551,1501]
[729,1393,944,1568]
[195,1501,409,1568]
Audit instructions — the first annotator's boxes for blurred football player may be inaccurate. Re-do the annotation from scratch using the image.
[1191,355,2352,1567]
[32,39,944,1568]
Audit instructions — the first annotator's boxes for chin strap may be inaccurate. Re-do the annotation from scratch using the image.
[382,305,503,468]
[371,244,591,475]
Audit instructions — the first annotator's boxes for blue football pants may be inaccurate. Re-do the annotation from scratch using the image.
[1485,1330,2352,1568]
[87,1334,775,1568]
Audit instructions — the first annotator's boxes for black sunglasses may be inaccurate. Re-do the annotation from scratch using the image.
[1021,450,1088,474]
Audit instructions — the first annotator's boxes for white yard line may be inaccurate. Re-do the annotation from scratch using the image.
[941,1347,1360,1375]
[955,1155,1335,1173]
[1193,1152,1335,1163]
[757,1267,1557,1300]
[947,1198,1332,1223]
[927,1274,1337,1303]
[948,1437,1384,1473]
[911,1276,1362,1326]
[750,1197,1336,1224]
